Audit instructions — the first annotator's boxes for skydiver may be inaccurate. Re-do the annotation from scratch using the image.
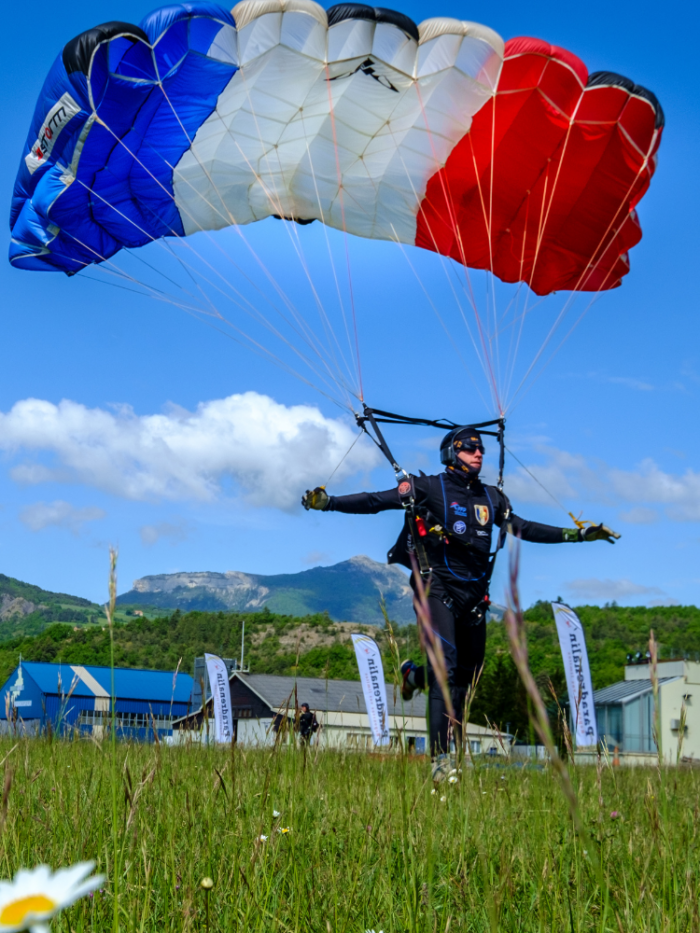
[302,426,619,781]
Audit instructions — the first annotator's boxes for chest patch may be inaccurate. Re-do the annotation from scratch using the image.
[474,505,489,526]
[452,521,466,535]
[450,501,467,516]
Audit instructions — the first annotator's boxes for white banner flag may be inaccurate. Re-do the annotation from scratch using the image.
[205,654,234,743]
[551,603,598,747]
[351,634,391,746]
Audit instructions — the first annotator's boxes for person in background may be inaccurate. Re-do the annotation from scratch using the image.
[299,703,319,745]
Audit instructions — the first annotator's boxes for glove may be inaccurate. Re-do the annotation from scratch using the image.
[301,486,329,511]
[580,523,621,544]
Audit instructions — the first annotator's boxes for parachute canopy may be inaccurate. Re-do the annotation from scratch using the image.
[10,0,663,298]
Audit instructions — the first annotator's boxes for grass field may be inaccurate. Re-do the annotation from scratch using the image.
[2,736,698,933]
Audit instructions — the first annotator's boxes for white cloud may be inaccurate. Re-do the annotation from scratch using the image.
[565,578,664,603]
[19,500,106,534]
[0,393,379,511]
[605,376,654,391]
[618,507,659,524]
[503,446,700,522]
[140,522,190,547]
[302,550,331,566]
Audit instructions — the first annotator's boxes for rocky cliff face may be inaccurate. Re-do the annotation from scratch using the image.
[118,556,414,624]
[0,593,44,621]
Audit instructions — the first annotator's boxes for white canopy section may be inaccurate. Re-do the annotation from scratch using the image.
[173,1,503,243]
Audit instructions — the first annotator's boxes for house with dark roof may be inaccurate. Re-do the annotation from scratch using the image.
[173,670,509,754]
[0,660,194,741]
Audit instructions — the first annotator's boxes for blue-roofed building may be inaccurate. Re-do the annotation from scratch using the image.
[0,661,194,741]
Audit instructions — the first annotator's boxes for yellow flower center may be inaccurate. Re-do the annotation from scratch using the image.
[0,894,56,924]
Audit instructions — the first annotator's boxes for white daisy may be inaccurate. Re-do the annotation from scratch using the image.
[448,775,459,785]
[272,810,280,818]
[440,795,447,803]
[258,835,268,843]
[0,862,103,933]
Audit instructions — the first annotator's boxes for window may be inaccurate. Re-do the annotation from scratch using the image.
[78,711,174,730]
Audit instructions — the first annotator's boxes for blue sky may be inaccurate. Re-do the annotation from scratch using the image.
[1,0,698,610]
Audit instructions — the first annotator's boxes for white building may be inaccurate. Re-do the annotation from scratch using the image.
[592,660,700,765]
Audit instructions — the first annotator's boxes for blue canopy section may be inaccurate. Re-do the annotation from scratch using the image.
[9,2,236,274]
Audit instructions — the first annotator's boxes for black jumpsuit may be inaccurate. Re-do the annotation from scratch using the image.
[325,467,571,756]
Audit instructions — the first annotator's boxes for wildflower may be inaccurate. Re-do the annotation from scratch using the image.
[199,878,214,891]
[610,811,620,820]
[430,789,437,796]
[448,768,458,776]
[440,795,447,803]
[278,827,291,835]
[258,835,268,843]
[448,775,459,785]
[0,862,103,933]
[272,810,280,818]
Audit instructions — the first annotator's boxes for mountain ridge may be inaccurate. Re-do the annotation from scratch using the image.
[117,555,414,625]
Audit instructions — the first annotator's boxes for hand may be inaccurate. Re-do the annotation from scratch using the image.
[301,486,329,511]
[581,523,621,544]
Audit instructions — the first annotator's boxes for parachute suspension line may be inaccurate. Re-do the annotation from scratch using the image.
[155,84,357,404]
[323,428,365,487]
[56,232,224,316]
[381,127,493,403]
[506,125,661,412]
[381,98,499,412]
[502,196,533,407]
[71,177,349,404]
[300,118,362,398]
[59,226,349,405]
[415,84,503,416]
[388,227,491,414]
[504,444,569,516]
[464,126,502,405]
[507,293,603,416]
[325,64,364,403]
[219,72,359,406]
[92,114,356,408]
[138,86,354,403]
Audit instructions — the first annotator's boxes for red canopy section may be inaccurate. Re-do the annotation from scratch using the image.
[415,37,663,296]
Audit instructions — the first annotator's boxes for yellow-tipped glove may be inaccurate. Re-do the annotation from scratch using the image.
[581,523,621,544]
[301,486,329,511]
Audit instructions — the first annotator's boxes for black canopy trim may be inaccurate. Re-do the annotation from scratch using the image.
[63,21,149,76]
[327,4,419,42]
[587,71,665,130]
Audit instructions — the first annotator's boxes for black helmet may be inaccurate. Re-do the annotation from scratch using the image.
[440,426,484,467]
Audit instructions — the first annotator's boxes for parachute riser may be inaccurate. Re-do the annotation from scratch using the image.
[356,404,506,490]
[355,404,506,578]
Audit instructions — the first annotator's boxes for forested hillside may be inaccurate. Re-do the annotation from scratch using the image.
[0,601,697,738]
[0,574,134,640]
